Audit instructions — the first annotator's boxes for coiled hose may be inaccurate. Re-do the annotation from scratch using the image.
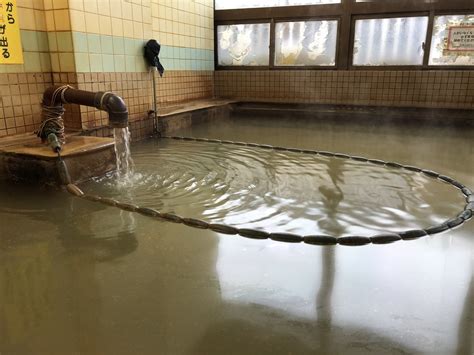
[36,85,72,145]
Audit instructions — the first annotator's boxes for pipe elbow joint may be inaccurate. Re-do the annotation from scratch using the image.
[42,86,129,130]
[95,92,129,129]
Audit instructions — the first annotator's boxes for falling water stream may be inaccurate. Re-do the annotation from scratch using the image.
[113,127,135,183]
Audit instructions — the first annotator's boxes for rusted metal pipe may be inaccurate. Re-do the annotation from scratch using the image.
[43,86,129,128]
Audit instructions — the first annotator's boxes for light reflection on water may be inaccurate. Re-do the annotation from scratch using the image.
[84,138,465,237]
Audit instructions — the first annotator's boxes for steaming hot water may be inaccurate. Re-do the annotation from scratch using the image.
[93,120,468,238]
[1,113,472,354]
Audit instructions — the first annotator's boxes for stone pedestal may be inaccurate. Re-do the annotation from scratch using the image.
[0,136,116,185]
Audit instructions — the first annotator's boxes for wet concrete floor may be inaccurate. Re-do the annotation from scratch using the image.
[0,112,473,354]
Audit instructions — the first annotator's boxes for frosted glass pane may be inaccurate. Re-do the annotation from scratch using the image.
[429,15,474,66]
[216,0,340,10]
[275,21,338,66]
[353,17,428,66]
[355,0,429,2]
[217,24,270,66]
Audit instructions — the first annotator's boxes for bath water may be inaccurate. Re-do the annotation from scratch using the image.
[0,113,472,355]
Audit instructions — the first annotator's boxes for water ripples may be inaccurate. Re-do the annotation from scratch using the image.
[82,139,465,236]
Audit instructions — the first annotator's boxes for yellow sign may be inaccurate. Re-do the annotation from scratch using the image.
[0,0,23,64]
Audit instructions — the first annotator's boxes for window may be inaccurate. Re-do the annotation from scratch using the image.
[217,24,270,66]
[355,0,426,2]
[215,0,474,69]
[429,14,474,66]
[216,0,340,10]
[353,17,429,66]
[275,20,338,66]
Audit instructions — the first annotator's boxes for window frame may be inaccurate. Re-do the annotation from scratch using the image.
[349,12,431,70]
[214,0,474,70]
[215,19,272,70]
[215,0,342,11]
[426,11,474,68]
[272,17,341,70]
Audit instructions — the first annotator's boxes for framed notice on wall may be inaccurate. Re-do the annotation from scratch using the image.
[446,25,474,53]
[0,0,23,64]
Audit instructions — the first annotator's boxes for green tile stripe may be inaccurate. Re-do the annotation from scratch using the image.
[0,30,214,73]
[0,30,51,73]
[71,32,214,73]
[21,30,49,52]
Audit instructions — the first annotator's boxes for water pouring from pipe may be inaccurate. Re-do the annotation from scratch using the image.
[113,127,135,183]
[40,85,132,185]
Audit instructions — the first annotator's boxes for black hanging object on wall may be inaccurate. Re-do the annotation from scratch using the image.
[144,39,164,77]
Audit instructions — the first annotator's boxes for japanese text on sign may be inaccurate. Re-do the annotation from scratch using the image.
[0,0,23,64]
[447,26,474,51]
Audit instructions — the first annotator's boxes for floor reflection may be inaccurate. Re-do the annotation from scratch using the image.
[0,239,53,347]
[457,275,473,355]
[0,184,138,353]
[212,151,472,354]
[318,157,345,236]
